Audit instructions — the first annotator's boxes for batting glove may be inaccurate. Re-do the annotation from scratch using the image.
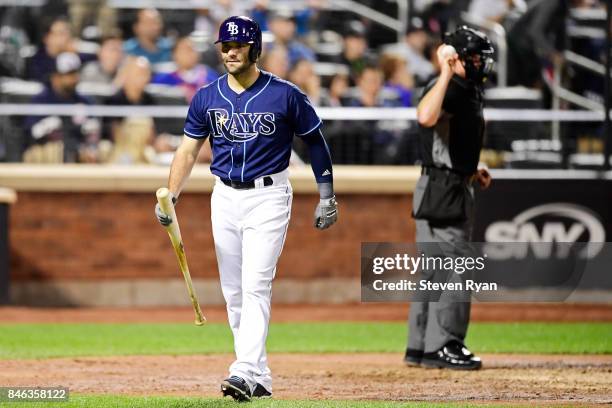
[155,194,177,227]
[314,196,338,230]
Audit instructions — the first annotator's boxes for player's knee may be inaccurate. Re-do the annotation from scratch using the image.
[242,282,272,300]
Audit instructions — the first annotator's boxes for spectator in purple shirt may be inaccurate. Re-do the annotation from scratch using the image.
[380,53,415,107]
[151,36,218,102]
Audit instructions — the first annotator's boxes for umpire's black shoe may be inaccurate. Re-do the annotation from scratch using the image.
[221,376,252,402]
[404,348,423,366]
[252,383,272,398]
[421,341,482,370]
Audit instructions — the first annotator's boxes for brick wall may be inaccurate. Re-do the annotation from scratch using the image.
[10,192,415,281]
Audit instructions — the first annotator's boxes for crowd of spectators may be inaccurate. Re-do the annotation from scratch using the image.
[0,0,608,165]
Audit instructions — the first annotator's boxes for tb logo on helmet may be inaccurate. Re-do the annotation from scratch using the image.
[227,22,239,36]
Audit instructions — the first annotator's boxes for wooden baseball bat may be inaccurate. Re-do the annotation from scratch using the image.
[156,187,206,326]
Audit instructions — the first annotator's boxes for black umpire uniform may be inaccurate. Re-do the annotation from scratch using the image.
[406,26,494,370]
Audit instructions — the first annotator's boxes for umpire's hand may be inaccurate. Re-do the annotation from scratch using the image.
[475,168,492,190]
[314,197,338,230]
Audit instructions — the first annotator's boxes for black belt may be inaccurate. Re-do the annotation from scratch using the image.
[220,176,273,190]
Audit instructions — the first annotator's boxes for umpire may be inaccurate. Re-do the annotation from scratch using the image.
[405,26,494,370]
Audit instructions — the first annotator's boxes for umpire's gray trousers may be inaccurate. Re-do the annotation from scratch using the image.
[408,174,475,353]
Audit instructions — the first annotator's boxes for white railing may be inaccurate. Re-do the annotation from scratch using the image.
[0,104,608,122]
[565,50,612,79]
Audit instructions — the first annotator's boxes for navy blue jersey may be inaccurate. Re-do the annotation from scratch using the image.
[184,70,322,181]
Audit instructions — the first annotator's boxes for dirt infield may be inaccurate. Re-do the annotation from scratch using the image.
[1,354,611,405]
[1,303,611,323]
[1,304,611,405]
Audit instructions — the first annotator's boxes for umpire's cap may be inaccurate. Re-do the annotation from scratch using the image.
[215,16,262,62]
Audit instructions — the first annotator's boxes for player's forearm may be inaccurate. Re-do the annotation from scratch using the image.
[417,72,453,127]
[168,144,199,197]
[302,129,334,199]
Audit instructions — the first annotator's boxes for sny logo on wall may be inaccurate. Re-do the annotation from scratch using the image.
[208,109,275,142]
[484,203,605,259]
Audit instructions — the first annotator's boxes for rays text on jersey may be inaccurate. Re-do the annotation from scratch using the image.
[208,109,276,142]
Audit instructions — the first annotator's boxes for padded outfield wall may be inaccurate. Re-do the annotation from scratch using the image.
[0,165,418,306]
[2,165,611,306]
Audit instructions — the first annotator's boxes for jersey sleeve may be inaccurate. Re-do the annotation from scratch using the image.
[442,79,463,114]
[288,85,322,137]
[183,88,210,139]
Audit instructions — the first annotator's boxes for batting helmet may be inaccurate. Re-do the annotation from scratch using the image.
[444,26,495,84]
[215,16,262,63]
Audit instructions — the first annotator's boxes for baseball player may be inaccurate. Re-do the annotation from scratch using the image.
[405,26,494,370]
[155,16,337,401]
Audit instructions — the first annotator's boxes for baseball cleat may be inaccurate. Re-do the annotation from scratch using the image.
[252,383,272,398]
[221,376,252,402]
[421,341,482,370]
[404,348,424,366]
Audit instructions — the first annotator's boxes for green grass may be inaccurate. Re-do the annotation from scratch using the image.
[0,322,610,360]
[0,395,576,408]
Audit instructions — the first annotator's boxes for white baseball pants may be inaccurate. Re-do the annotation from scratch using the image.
[211,169,292,394]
